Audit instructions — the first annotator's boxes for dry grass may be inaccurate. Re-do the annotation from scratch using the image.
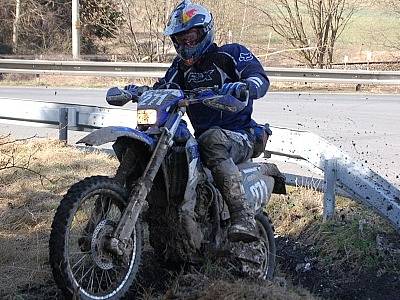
[156,259,316,300]
[0,137,117,297]
[0,138,318,299]
[0,74,157,89]
[167,276,316,300]
[267,184,400,275]
[1,137,398,299]
[267,186,324,237]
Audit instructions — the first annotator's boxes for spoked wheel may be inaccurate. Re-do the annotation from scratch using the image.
[233,213,276,280]
[255,213,276,279]
[49,176,142,300]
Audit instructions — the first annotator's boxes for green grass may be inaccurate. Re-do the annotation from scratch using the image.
[268,189,400,276]
[228,3,400,62]
[338,8,400,49]
[313,195,400,272]
[317,219,381,269]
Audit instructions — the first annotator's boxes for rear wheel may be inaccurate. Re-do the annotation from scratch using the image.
[49,176,142,300]
[255,213,276,279]
[232,213,276,279]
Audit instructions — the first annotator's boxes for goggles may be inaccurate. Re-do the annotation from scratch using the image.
[173,28,203,47]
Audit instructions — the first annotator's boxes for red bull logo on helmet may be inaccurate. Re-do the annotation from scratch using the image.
[182,8,197,23]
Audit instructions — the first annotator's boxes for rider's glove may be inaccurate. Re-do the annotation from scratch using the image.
[124,84,139,98]
[123,84,149,101]
[106,87,131,106]
[219,82,248,102]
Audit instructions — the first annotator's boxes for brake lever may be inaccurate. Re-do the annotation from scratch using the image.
[178,98,204,107]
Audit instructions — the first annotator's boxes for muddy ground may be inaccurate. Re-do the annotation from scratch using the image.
[276,235,400,300]
[15,232,400,300]
[1,140,399,300]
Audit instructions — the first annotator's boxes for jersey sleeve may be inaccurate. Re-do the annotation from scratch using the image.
[221,44,270,99]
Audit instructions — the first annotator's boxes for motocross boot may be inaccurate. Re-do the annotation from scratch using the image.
[212,159,259,243]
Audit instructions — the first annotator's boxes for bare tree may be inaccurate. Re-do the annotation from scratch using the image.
[80,0,124,39]
[114,0,238,62]
[12,0,21,52]
[0,0,14,54]
[0,134,52,184]
[200,0,237,45]
[0,0,259,61]
[385,0,400,14]
[116,0,175,62]
[246,0,358,68]
[0,0,72,55]
[10,0,72,54]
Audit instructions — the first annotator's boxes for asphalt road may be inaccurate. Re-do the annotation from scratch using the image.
[0,87,399,187]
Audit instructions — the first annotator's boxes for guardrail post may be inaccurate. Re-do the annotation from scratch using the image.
[59,108,68,143]
[323,159,337,221]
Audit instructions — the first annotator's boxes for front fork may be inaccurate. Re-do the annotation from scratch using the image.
[107,109,185,256]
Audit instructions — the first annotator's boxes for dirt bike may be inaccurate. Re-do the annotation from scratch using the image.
[49,85,286,299]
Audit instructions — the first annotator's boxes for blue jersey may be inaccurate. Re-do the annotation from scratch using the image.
[154,43,269,137]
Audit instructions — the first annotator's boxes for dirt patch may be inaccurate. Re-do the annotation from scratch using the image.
[269,188,400,300]
[13,249,314,300]
[276,236,400,300]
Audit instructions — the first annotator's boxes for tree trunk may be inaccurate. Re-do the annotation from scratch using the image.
[12,0,21,53]
[72,0,81,59]
[239,0,248,42]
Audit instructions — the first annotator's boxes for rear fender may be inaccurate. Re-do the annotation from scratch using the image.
[77,126,155,150]
[238,162,275,211]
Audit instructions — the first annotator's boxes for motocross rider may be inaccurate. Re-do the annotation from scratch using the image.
[126,0,269,243]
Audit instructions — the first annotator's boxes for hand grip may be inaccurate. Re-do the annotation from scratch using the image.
[106,87,132,106]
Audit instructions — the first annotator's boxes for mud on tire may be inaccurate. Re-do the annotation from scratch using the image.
[49,176,143,300]
[256,212,276,279]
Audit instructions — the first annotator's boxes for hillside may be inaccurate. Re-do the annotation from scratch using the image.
[0,138,399,299]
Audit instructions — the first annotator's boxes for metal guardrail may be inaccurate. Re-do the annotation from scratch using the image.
[0,97,399,232]
[0,97,137,140]
[265,127,400,228]
[0,59,171,78]
[1,59,400,84]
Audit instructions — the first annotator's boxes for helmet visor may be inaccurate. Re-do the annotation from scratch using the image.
[173,28,203,47]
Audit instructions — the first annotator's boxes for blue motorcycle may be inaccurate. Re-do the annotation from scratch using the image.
[49,85,286,299]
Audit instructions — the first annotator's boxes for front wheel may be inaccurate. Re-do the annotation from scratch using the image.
[49,176,142,300]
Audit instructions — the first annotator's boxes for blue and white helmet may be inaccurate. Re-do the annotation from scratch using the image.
[164,0,214,65]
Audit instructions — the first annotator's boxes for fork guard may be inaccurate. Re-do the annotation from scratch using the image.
[77,126,156,150]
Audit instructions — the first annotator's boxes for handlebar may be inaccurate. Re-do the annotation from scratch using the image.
[182,85,248,100]
[106,86,150,106]
[179,86,248,113]
[106,84,249,112]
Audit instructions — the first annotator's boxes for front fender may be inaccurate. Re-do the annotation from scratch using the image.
[77,126,155,150]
